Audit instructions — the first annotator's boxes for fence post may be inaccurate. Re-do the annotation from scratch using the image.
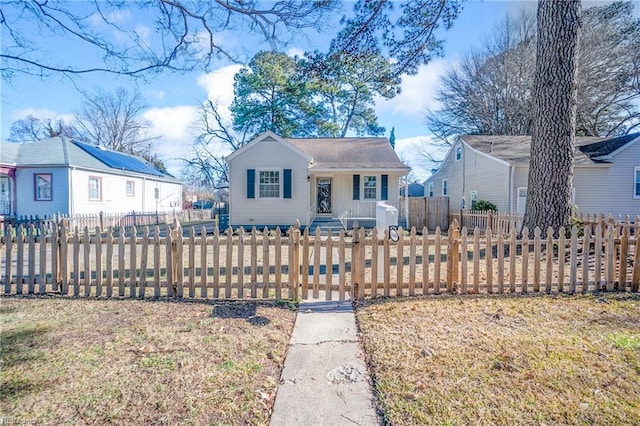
[351,222,360,300]
[446,219,460,293]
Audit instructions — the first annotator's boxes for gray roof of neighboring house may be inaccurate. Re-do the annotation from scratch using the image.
[401,182,425,197]
[286,137,410,171]
[460,133,640,166]
[0,137,179,181]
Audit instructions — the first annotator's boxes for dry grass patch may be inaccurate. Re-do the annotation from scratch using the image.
[356,294,640,425]
[0,296,296,424]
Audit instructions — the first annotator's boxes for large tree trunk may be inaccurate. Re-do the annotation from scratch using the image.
[523,0,581,236]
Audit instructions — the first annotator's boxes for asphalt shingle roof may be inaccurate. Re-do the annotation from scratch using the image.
[285,137,409,170]
[1,137,177,181]
[461,133,639,166]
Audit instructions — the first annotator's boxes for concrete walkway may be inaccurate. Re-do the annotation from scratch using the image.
[270,294,379,426]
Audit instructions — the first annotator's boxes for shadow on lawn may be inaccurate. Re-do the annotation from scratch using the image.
[211,302,272,326]
[0,325,50,401]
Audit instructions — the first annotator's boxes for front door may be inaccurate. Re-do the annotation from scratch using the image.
[317,178,332,214]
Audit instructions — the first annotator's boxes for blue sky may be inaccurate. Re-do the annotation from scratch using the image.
[1,0,594,180]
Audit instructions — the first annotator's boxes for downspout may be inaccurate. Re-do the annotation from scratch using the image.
[68,167,75,216]
[142,177,146,212]
[404,175,409,229]
[461,142,466,210]
[508,165,515,212]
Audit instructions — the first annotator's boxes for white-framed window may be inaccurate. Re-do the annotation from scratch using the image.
[635,166,640,198]
[363,176,377,199]
[428,182,434,197]
[126,180,135,197]
[259,170,280,198]
[88,176,102,201]
[34,173,52,201]
[442,179,448,196]
[517,187,527,214]
[455,145,462,161]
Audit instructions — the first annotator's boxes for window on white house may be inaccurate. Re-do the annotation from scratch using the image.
[470,190,478,208]
[259,170,280,198]
[363,176,377,199]
[442,179,448,196]
[635,166,640,198]
[126,180,135,197]
[34,173,52,201]
[89,176,102,201]
[428,182,434,197]
[455,146,462,161]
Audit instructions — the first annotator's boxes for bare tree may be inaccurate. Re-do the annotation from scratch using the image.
[524,0,581,234]
[182,99,247,190]
[426,1,639,143]
[74,87,158,156]
[8,114,78,142]
[1,0,340,79]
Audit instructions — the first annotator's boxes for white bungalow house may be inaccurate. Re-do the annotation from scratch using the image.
[0,136,182,221]
[424,133,640,217]
[226,131,410,228]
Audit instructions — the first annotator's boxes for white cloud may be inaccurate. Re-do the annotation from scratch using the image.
[197,64,244,124]
[11,108,75,124]
[197,65,243,104]
[143,106,200,175]
[375,58,454,119]
[286,47,305,59]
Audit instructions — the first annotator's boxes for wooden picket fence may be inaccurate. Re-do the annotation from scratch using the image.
[1,219,638,300]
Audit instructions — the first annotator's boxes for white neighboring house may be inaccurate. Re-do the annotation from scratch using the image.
[226,131,410,228]
[424,133,640,217]
[0,136,182,220]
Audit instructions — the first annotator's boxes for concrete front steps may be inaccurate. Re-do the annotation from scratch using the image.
[308,216,376,234]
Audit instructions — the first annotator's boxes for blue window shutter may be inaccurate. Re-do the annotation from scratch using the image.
[283,169,292,199]
[247,169,255,199]
[352,174,360,200]
[381,174,388,200]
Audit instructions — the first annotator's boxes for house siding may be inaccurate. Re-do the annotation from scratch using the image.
[70,169,181,215]
[499,144,640,217]
[572,142,640,216]
[425,141,510,212]
[15,167,70,217]
[229,136,310,227]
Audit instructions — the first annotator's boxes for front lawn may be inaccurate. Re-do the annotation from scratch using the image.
[0,297,296,424]
[356,294,640,425]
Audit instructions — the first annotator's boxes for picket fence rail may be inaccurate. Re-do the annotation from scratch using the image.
[1,219,638,301]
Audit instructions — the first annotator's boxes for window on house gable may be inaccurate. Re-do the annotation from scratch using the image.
[34,173,52,201]
[363,176,377,199]
[442,179,448,196]
[259,170,280,198]
[635,166,640,198]
[89,176,102,201]
[126,180,135,197]
[428,182,434,197]
[455,146,462,161]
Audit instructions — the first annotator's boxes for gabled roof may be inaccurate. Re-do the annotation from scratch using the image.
[0,137,178,181]
[460,133,640,166]
[225,131,312,163]
[286,137,410,171]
